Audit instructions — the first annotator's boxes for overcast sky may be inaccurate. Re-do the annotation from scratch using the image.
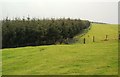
[0,0,119,24]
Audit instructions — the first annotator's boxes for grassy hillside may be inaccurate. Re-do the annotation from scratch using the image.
[2,23,118,75]
[74,23,118,44]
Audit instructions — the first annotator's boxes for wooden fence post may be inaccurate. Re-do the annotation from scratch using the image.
[93,36,95,42]
[106,35,108,39]
[83,38,86,44]
[119,34,120,40]
[105,35,108,41]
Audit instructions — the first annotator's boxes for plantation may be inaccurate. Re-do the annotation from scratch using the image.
[2,23,118,75]
[2,18,90,48]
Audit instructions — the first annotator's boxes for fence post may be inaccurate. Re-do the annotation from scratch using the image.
[105,35,108,41]
[83,38,86,44]
[119,34,120,40]
[93,36,95,42]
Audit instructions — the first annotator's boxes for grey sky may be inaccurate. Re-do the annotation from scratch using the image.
[0,0,118,24]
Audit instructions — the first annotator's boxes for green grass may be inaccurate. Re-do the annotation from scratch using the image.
[74,23,118,44]
[2,23,118,75]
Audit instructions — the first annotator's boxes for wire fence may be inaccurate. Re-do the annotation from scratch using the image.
[76,34,118,44]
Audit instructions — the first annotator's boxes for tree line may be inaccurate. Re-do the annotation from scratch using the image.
[2,17,90,48]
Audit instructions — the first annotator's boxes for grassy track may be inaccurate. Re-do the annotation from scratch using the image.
[2,23,118,75]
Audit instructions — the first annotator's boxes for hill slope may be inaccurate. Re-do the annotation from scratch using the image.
[74,23,118,44]
[2,23,118,75]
